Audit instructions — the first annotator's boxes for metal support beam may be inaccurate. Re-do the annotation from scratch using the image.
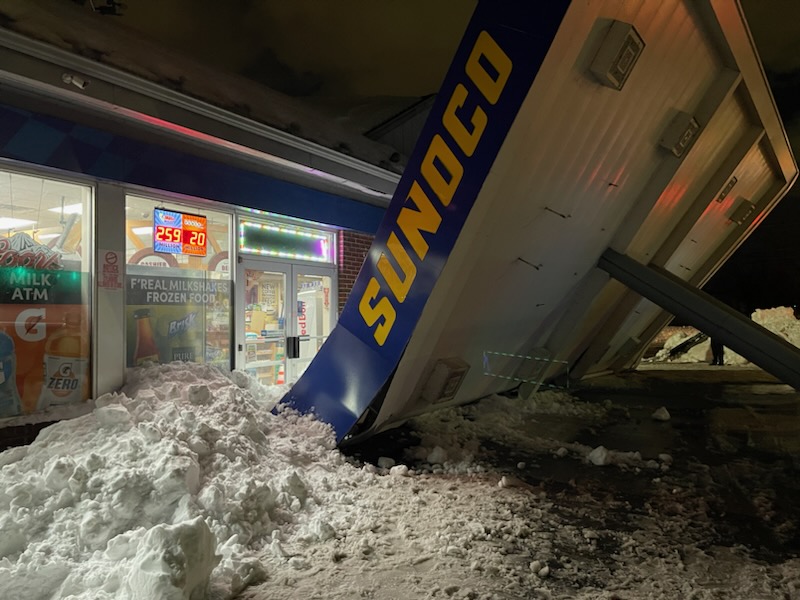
[598,248,800,390]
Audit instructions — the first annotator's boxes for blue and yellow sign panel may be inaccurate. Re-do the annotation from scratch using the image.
[281,0,572,441]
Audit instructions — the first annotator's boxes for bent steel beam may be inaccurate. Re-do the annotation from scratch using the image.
[598,248,800,390]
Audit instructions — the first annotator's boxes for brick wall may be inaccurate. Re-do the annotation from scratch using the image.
[338,230,374,313]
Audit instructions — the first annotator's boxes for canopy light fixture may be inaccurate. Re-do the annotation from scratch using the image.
[589,20,645,91]
[729,199,756,225]
[659,111,701,158]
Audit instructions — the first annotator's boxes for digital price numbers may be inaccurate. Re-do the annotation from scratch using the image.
[153,208,208,256]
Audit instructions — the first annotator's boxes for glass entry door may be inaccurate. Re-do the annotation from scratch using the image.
[239,261,289,386]
[237,259,335,386]
[292,265,335,381]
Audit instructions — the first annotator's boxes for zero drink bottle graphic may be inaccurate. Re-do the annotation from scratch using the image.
[37,313,89,409]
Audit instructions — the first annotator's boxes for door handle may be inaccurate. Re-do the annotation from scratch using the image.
[286,336,300,359]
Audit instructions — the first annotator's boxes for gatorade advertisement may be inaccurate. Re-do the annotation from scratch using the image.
[37,313,90,410]
[0,330,23,418]
[0,232,91,417]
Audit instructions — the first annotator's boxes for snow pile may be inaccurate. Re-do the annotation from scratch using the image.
[653,331,747,364]
[404,389,609,471]
[652,306,799,363]
[403,390,675,474]
[752,306,800,347]
[0,363,324,599]
[0,363,623,600]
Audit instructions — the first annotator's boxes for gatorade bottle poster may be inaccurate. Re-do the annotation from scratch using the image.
[0,235,91,417]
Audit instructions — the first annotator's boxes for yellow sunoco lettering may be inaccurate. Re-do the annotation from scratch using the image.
[466,30,512,105]
[359,29,513,346]
[397,181,442,260]
[443,83,487,157]
[358,277,396,346]
[420,134,464,207]
[377,232,417,303]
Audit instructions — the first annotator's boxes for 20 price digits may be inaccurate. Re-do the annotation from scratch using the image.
[184,231,206,247]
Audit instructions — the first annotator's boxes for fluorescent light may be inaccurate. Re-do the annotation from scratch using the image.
[48,203,83,215]
[37,233,61,240]
[0,218,35,229]
[132,226,153,235]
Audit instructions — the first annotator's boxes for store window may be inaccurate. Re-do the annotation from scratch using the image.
[0,168,93,419]
[124,195,231,369]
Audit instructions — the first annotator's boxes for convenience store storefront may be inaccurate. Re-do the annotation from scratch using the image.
[0,27,398,430]
[0,30,402,452]
[0,160,345,424]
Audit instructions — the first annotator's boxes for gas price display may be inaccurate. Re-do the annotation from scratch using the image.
[153,208,208,256]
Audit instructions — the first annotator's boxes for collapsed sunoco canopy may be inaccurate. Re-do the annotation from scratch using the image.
[281,0,798,443]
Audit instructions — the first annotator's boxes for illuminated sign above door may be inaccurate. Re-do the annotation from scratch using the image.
[153,208,208,256]
[238,219,332,263]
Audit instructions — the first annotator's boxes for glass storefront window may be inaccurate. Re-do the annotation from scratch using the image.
[124,195,232,369]
[294,271,333,379]
[0,169,93,418]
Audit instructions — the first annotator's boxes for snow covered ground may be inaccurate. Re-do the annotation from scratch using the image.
[2,313,800,599]
[650,306,800,365]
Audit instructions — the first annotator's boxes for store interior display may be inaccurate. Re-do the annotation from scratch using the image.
[124,195,232,371]
[244,269,286,386]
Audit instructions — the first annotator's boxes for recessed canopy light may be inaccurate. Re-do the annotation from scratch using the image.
[0,217,35,229]
[48,203,83,215]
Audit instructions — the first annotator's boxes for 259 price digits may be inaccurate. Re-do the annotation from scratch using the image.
[155,225,181,243]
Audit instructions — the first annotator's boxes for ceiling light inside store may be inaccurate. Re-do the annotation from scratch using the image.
[37,233,61,240]
[48,203,83,215]
[0,217,35,230]
[132,226,153,235]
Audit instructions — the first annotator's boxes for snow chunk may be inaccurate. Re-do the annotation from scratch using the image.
[587,446,610,466]
[377,456,396,469]
[651,406,671,421]
[124,516,219,600]
[389,464,410,477]
[427,445,448,464]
